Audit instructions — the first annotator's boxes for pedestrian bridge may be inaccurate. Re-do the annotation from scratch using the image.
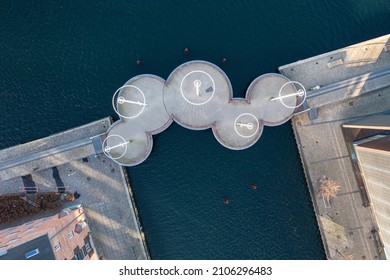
[103,60,305,166]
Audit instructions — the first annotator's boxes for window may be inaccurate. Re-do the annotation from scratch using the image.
[54,242,61,251]
[8,238,19,244]
[67,231,74,239]
[25,248,40,259]
[75,250,84,260]
[85,240,92,253]
[0,246,7,252]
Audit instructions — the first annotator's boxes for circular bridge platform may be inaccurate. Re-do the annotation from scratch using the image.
[163,60,232,130]
[248,74,300,126]
[212,100,263,150]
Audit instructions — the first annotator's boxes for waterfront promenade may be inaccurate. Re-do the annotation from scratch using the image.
[0,117,149,260]
[279,35,390,259]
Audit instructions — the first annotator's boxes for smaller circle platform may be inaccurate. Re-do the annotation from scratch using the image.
[247,73,298,126]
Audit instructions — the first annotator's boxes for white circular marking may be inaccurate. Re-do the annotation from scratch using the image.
[180,70,216,106]
[112,85,146,119]
[117,96,125,104]
[102,134,128,160]
[278,81,306,109]
[234,113,260,138]
[194,79,202,87]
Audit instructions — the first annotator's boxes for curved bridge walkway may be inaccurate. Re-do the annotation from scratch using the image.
[104,60,303,166]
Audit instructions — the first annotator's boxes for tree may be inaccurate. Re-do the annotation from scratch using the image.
[317,176,341,203]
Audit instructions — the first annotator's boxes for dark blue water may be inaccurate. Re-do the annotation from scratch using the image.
[1,0,389,259]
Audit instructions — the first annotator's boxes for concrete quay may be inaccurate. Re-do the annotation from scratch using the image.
[306,66,390,109]
[279,35,390,260]
[0,118,110,181]
[0,117,149,260]
[279,34,390,90]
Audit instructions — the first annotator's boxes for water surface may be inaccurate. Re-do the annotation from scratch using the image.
[1,0,389,259]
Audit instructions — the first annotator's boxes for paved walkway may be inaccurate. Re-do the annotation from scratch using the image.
[279,34,390,89]
[306,66,390,108]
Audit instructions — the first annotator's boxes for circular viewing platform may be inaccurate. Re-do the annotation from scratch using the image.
[212,100,264,150]
[103,121,153,166]
[104,60,303,165]
[113,75,173,134]
[248,74,301,126]
[163,60,232,130]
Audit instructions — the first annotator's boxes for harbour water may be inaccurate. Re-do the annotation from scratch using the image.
[1,0,389,259]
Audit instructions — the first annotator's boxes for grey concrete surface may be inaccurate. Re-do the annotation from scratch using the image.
[279,34,390,89]
[164,60,232,129]
[306,66,390,109]
[247,73,298,126]
[0,118,110,181]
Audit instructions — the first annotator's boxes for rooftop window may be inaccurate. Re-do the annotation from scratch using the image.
[67,231,74,239]
[54,242,61,251]
[7,238,20,244]
[85,240,92,253]
[25,248,40,259]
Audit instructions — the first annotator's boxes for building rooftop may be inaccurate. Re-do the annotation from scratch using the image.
[357,135,390,154]
[0,234,55,260]
[0,207,98,260]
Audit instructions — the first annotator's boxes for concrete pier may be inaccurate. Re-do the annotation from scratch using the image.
[0,117,149,260]
[279,34,390,260]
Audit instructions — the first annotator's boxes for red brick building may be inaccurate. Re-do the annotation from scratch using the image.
[0,206,98,260]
